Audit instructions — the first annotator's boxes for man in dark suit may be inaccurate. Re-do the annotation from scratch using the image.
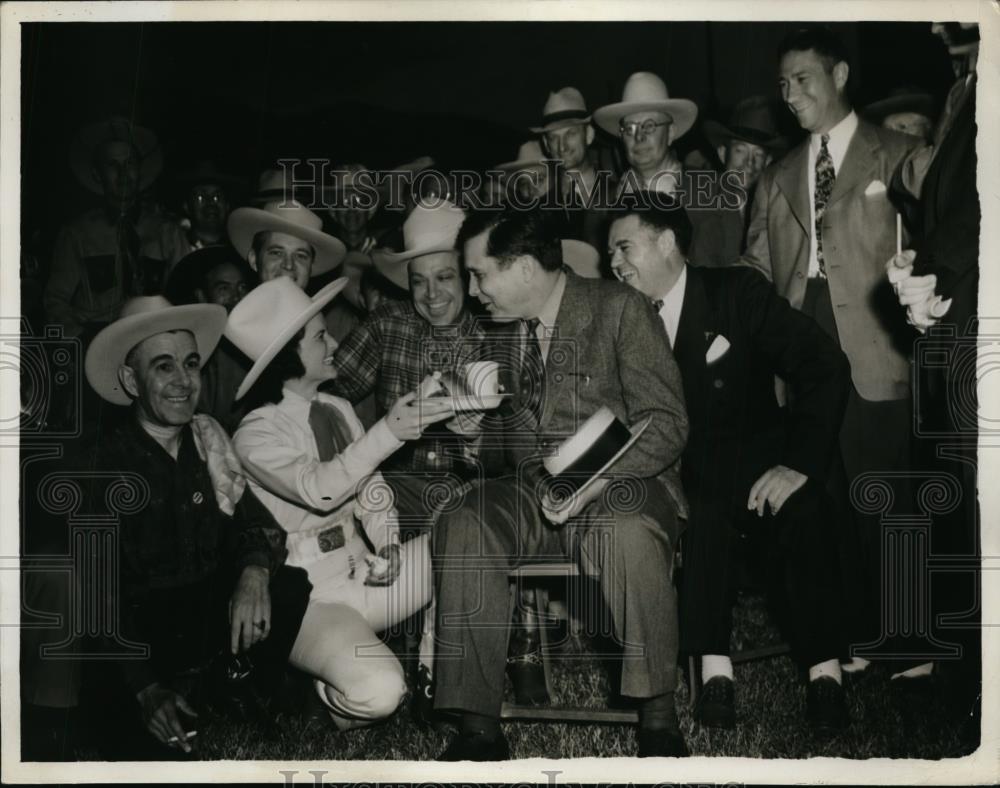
[433,208,689,760]
[609,195,852,734]
[741,27,921,671]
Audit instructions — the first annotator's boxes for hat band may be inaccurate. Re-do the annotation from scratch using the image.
[541,417,631,504]
[540,109,591,127]
[725,125,779,146]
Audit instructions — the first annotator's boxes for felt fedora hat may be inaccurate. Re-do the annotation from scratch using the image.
[541,406,652,514]
[562,239,601,279]
[862,86,937,124]
[228,200,348,278]
[70,116,163,196]
[163,245,253,306]
[593,72,698,140]
[374,199,466,290]
[703,95,789,151]
[85,296,227,406]
[175,159,247,196]
[496,140,549,171]
[226,277,350,401]
[530,87,592,134]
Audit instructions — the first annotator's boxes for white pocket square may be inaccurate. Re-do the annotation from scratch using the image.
[706,334,731,364]
[864,179,887,196]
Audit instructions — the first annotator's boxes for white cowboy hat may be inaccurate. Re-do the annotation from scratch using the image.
[562,239,601,279]
[228,200,347,279]
[373,199,466,290]
[226,277,349,400]
[496,140,549,171]
[70,116,163,196]
[530,87,592,134]
[593,72,698,140]
[542,406,652,514]
[84,296,227,406]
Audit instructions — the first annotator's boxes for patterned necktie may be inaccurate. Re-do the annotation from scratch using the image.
[814,133,835,278]
[308,400,353,462]
[520,318,545,424]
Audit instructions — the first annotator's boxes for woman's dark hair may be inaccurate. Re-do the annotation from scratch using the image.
[241,325,306,409]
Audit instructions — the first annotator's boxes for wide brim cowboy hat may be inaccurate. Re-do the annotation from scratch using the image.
[228,201,348,278]
[541,407,652,515]
[227,277,350,401]
[70,116,163,196]
[374,245,458,291]
[496,141,549,171]
[863,91,937,125]
[593,72,698,141]
[373,199,466,290]
[530,87,592,134]
[85,297,227,406]
[322,157,436,208]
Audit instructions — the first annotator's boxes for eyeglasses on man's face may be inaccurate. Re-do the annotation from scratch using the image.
[618,119,670,139]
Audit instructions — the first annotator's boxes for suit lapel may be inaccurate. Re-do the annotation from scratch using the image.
[774,142,811,238]
[541,270,591,429]
[829,119,879,207]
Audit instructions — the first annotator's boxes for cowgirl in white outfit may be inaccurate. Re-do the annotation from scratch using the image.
[226,277,453,729]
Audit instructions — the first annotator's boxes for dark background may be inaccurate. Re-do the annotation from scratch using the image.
[21,20,955,234]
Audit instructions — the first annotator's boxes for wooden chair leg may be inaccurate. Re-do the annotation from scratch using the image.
[535,586,554,701]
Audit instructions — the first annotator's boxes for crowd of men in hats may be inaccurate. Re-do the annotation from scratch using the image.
[21,23,980,761]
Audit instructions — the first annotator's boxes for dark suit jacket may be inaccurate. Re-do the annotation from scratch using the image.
[743,117,919,401]
[673,265,850,507]
[481,268,689,520]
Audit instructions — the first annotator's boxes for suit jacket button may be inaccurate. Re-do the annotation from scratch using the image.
[713,379,724,389]
[796,271,805,279]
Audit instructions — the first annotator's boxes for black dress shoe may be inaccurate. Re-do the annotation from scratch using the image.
[694,676,736,729]
[506,650,550,705]
[437,731,511,761]
[636,728,690,757]
[411,664,443,729]
[806,677,848,735]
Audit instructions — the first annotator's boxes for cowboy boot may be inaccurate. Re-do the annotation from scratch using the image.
[506,593,549,705]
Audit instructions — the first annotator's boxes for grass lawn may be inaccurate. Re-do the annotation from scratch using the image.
[74,591,976,762]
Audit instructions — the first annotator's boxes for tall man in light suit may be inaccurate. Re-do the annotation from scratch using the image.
[741,27,920,668]
[433,208,689,760]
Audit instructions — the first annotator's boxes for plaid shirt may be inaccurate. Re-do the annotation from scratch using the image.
[332,300,486,474]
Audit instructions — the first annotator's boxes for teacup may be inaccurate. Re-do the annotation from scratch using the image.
[464,361,500,398]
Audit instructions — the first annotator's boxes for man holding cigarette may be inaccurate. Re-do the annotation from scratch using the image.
[740,27,920,673]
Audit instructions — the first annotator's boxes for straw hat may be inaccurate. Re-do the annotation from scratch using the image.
[225,277,349,400]
[593,72,698,140]
[374,199,466,290]
[70,116,163,195]
[85,296,227,405]
[530,87,592,134]
[496,140,549,171]
[228,200,347,278]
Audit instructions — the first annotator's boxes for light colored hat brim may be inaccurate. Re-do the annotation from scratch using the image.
[85,304,227,406]
[228,207,347,278]
[544,415,652,515]
[495,157,550,172]
[70,119,163,196]
[374,245,458,291]
[592,99,698,140]
[562,239,602,279]
[233,277,349,401]
[529,115,592,134]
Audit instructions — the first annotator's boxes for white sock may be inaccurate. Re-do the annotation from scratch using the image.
[701,654,734,682]
[841,656,871,674]
[891,661,934,680]
[808,658,843,685]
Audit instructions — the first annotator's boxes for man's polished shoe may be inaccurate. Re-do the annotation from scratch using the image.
[636,727,690,757]
[507,616,550,705]
[411,664,444,729]
[806,677,848,735]
[694,676,736,729]
[437,731,511,761]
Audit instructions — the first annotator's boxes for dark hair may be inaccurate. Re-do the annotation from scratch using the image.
[250,230,316,262]
[609,191,693,256]
[777,26,850,72]
[455,207,563,272]
[242,326,306,408]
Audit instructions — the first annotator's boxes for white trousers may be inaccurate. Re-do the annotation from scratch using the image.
[288,534,432,729]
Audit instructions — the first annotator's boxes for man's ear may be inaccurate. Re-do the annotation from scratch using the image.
[833,61,850,92]
[717,145,729,166]
[655,227,677,259]
[247,249,258,272]
[119,364,139,400]
[517,255,535,282]
[585,126,595,147]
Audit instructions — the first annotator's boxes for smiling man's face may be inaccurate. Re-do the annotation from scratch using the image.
[121,330,201,427]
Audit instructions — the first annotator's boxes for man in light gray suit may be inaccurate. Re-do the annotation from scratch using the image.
[433,207,689,760]
[741,27,920,673]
